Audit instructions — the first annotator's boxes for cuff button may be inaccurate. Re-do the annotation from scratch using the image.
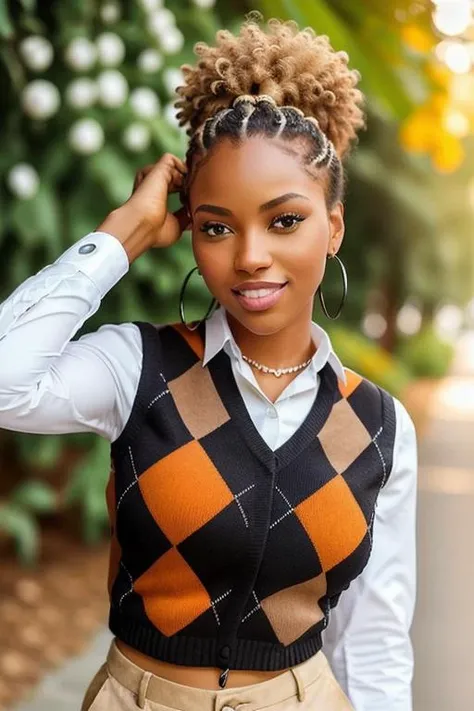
[79,243,97,255]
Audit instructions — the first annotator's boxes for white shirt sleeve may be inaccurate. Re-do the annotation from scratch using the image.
[322,396,418,711]
[0,231,142,442]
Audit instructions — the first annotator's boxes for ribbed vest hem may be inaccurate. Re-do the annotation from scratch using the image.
[109,607,323,671]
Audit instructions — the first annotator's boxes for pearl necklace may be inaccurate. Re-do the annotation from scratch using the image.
[241,353,313,378]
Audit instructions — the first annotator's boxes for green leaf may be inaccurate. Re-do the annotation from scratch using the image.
[10,480,58,513]
[0,504,39,565]
[150,117,186,158]
[63,438,111,543]
[65,179,107,244]
[87,147,136,206]
[19,0,36,11]
[0,0,14,38]
[9,197,42,247]
[9,182,62,249]
[17,434,64,469]
[35,182,62,245]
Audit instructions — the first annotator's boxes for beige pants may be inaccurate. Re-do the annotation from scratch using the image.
[81,638,354,711]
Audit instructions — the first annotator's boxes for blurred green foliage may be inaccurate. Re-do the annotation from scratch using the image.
[0,480,57,565]
[396,325,456,378]
[325,323,412,398]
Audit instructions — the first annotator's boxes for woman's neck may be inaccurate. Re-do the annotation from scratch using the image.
[226,307,316,370]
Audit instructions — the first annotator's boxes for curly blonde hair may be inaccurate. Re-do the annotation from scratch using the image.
[176,13,365,159]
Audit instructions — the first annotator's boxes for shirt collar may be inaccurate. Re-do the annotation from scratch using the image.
[202,306,347,385]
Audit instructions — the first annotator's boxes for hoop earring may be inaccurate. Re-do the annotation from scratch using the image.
[179,266,218,331]
[317,253,348,319]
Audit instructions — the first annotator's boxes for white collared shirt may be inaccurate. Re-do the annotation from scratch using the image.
[0,231,417,711]
[203,305,348,451]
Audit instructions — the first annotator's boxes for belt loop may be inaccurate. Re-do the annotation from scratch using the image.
[137,671,152,709]
[290,666,306,703]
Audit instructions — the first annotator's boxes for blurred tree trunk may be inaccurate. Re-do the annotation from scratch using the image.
[379,279,400,352]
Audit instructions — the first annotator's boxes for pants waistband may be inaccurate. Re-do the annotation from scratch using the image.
[106,638,331,710]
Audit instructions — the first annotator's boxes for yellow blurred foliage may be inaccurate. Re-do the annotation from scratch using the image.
[432,131,465,172]
[426,60,452,89]
[400,108,438,152]
[401,24,436,54]
[400,70,467,172]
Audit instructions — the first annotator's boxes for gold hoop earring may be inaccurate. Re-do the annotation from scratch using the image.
[179,267,218,331]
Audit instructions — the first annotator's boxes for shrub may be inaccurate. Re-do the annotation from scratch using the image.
[396,325,455,378]
[325,323,413,398]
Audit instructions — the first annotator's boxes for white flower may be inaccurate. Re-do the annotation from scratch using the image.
[65,78,98,109]
[164,101,181,129]
[97,69,129,108]
[69,118,105,154]
[139,0,164,12]
[22,79,60,120]
[137,49,163,73]
[129,87,160,119]
[148,8,176,35]
[100,2,121,24]
[191,0,216,7]
[19,36,54,72]
[96,32,126,67]
[162,67,184,96]
[7,163,40,199]
[64,37,97,71]
[159,27,184,55]
[122,123,151,152]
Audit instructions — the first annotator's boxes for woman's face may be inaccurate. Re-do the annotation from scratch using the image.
[188,136,345,336]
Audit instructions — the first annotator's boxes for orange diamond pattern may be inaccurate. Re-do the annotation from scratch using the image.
[295,474,367,571]
[134,547,211,636]
[138,439,235,545]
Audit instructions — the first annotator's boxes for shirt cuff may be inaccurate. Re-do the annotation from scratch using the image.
[56,231,130,296]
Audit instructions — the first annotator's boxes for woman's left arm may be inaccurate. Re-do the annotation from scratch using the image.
[322,397,418,711]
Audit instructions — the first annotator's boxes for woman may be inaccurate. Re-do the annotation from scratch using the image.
[0,14,417,711]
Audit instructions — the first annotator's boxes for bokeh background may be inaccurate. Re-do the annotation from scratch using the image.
[0,1,473,710]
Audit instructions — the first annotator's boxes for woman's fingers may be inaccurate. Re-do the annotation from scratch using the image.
[173,205,191,233]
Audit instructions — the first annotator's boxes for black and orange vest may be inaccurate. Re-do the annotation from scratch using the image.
[106,320,397,687]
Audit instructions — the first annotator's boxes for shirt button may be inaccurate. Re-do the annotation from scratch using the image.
[266,407,278,419]
[222,706,235,711]
[219,645,230,660]
[78,243,96,255]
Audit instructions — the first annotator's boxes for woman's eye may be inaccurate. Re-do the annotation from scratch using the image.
[271,213,305,230]
[200,222,231,237]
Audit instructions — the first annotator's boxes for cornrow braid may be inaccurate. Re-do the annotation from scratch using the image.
[181,94,344,209]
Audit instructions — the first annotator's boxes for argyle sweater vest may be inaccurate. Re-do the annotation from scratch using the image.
[106,320,397,687]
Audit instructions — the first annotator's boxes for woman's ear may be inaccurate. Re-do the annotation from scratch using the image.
[328,201,345,254]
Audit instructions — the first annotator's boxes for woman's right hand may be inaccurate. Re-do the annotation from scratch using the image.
[97,152,190,262]
[127,152,190,248]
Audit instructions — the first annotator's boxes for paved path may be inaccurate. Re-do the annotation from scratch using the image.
[12,331,474,710]
[12,630,112,710]
[412,330,474,711]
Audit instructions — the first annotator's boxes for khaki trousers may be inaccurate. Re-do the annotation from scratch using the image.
[81,638,354,711]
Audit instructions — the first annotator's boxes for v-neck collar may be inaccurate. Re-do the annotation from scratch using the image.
[196,321,338,472]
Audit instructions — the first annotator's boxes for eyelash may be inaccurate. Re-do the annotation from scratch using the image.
[199,212,306,238]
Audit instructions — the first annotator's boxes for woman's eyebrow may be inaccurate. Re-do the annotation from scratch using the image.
[194,192,310,217]
[259,192,310,212]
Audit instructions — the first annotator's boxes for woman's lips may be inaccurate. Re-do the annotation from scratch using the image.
[232,282,288,311]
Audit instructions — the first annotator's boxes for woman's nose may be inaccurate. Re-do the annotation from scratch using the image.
[233,234,273,274]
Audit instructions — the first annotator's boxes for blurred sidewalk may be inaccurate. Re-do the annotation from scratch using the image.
[12,630,112,711]
[12,331,474,711]
[412,329,474,710]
